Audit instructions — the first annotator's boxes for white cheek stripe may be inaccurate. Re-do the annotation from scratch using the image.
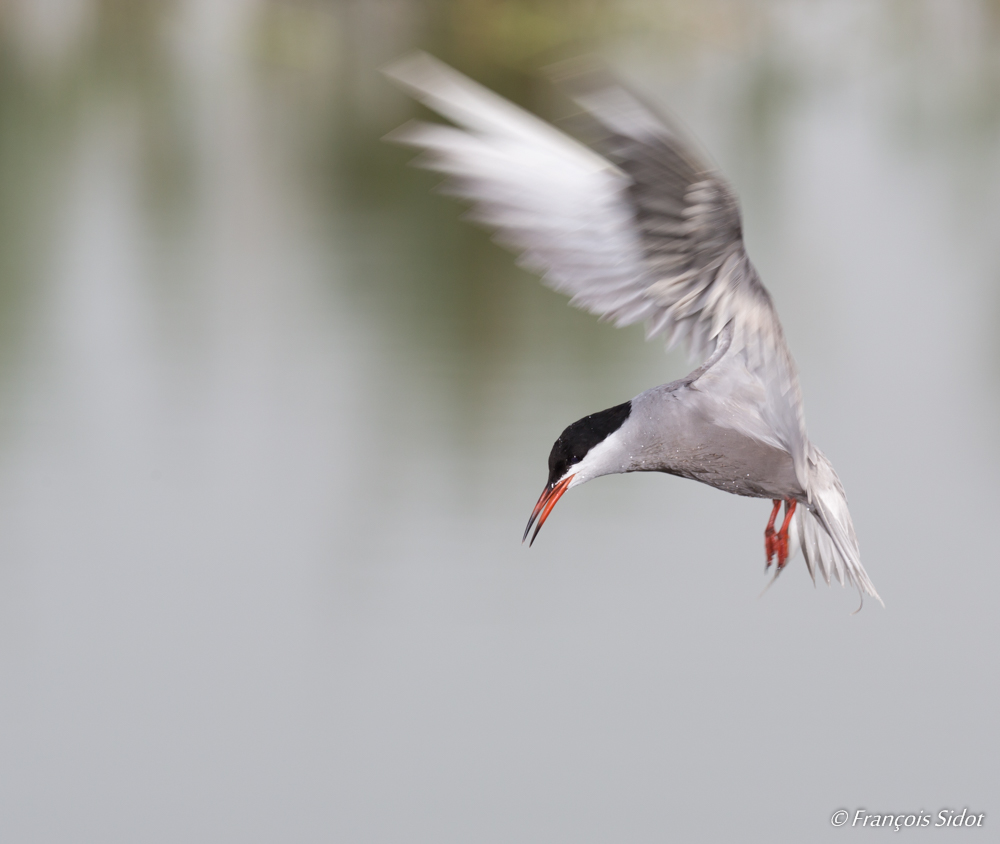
[565,429,625,488]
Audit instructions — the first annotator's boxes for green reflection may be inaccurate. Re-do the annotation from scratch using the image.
[0,0,997,436]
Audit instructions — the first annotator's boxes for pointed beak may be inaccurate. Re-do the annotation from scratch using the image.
[522,474,575,547]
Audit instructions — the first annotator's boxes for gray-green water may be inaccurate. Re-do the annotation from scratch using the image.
[0,1,998,841]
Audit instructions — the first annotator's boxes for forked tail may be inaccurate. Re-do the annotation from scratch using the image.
[787,447,883,607]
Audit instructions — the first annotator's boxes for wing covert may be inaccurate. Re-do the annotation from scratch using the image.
[385,53,809,486]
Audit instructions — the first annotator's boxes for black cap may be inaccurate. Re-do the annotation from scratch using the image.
[545,400,632,487]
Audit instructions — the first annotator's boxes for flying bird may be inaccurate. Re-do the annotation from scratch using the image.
[385,53,881,605]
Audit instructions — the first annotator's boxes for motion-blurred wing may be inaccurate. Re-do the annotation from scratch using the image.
[384,53,808,485]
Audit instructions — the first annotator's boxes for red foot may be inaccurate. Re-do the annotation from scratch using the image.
[764,499,781,567]
[764,499,797,572]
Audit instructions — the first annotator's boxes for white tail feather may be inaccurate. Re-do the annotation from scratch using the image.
[788,447,882,605]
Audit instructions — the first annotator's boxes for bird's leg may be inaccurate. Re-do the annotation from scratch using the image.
[764,499,781,568]
[775,499,798,571]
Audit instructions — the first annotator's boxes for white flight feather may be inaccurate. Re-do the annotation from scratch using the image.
[385,53,882,606]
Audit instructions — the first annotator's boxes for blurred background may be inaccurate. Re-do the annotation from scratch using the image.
[0,0,998,841]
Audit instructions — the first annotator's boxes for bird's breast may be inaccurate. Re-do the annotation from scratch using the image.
[628,423,803,500]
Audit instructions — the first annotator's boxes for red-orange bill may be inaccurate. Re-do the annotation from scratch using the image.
[522,474,574,546]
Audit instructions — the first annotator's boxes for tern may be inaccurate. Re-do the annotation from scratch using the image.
[385,53,881,605]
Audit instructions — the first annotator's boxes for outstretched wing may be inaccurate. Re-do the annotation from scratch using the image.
[384,52,807,487]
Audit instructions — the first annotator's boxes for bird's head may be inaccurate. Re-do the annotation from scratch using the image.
[523,400,633,545]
